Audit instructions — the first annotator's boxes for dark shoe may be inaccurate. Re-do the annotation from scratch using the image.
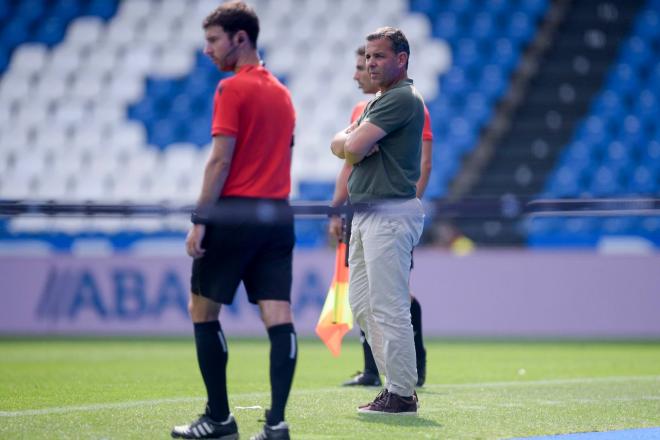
[342,370,381,387]
[250,421,290,440]
[416,357,426,387]
[171,412,238,439]
[358,388,389,410]
[358,390,418,415]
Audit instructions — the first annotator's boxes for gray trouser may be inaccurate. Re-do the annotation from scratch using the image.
[348,198,424,397]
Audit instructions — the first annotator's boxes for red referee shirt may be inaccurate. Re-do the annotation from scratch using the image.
[212,64,296,199]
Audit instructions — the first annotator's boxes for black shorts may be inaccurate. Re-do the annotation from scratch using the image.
[191,198,294,305]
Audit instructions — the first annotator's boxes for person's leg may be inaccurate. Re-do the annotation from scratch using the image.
[362,201,424,399]
[258,300,297,427]
[361,330,379,375]
[410,295,426,386]
[348,213,386,377]
[341,328,381,386]
[171,293,239,439]
[188,294,231,422]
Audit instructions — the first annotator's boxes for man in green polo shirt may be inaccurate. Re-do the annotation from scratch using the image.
[330,26,425,415]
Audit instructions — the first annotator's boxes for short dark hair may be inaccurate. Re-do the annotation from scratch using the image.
[356,45,366,57]
[203,1,259,47]
[366,27,410,58]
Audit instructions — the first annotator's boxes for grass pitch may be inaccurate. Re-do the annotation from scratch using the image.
[1,338,659,439]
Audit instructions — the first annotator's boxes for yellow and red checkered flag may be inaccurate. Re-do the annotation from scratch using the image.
[315,241,353,357]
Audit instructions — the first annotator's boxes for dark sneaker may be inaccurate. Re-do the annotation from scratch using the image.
[358,390,418,415]
[416,357,426,387]
[342,370,382,387]
[250,421,290,440]
[358,388,389,410]
[171,412,238,439]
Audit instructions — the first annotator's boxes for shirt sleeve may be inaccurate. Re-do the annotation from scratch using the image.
[211,80,240,137]
[422,105,433,141]
[364,89,414,134]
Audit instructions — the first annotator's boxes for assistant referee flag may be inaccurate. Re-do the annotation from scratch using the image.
[315,242,353,356]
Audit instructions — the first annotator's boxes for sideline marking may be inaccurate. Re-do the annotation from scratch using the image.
[509,427,660,440]
[1,375,658,418]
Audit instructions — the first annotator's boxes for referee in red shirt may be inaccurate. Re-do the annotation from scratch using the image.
[172,2,295,439]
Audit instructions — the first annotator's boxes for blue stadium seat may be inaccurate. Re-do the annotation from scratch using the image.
[51,0,84,22]
[453,38,482,72]
[15,0,47,23]
[0,1,12,23]
[484,0,511,18]
[0,19,31,48]
[480,64,508,99]
[641,140,660,167]
[508,12,534,44]
[588,166,625,197]
[620,36,654,70]
[590,90,626,120]
[558,217,600,245]
[575,116,614,147]
[441,66,471,99]
[606,63,642,98]
[545,165,582,197]
[464,93,493,126]
[634,10,660,43]
[448,0,475,17]
[410,0,441,16]
[627,165,657,194]
[600,216,639,236]
[433,12,462,41]
[634,89,658,120]
[86,0,119,20]
[617,114,650,146]
[188,116,213,146]
[491,38,519,73]
[559,141,596,170]
[33,17,67,46]
[149,119,179,149]
[471,13,497,41]
[520,0,549,19]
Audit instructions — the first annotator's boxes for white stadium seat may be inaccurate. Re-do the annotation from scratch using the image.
[8,43,48,76]
[65,17,106,50]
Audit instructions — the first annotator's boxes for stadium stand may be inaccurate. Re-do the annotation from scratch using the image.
[529,0,660,249]
[2,0,656,252]
[448,0,659,248]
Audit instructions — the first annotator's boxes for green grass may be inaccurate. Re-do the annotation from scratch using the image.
[1,338,660,439]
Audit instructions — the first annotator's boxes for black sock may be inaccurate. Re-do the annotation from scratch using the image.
[360,330,379,375]
[267,323,297,425]
[410,297,426,365]
[193,321,229,422]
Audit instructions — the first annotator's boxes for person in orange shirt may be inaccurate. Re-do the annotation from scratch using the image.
[328,44,433,389]
[173,2,296,439]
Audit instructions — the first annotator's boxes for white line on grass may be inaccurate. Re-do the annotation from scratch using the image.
[2,375,658,418]
[0,397,205,417]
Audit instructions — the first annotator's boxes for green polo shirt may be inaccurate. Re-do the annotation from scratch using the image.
[348,78,425,203]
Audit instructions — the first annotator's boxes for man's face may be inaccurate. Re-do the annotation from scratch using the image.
[203,25,237,72]
[353,54,378,94]
[365,38,404,88]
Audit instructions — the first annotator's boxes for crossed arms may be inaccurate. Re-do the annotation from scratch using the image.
[330,120,385,165]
